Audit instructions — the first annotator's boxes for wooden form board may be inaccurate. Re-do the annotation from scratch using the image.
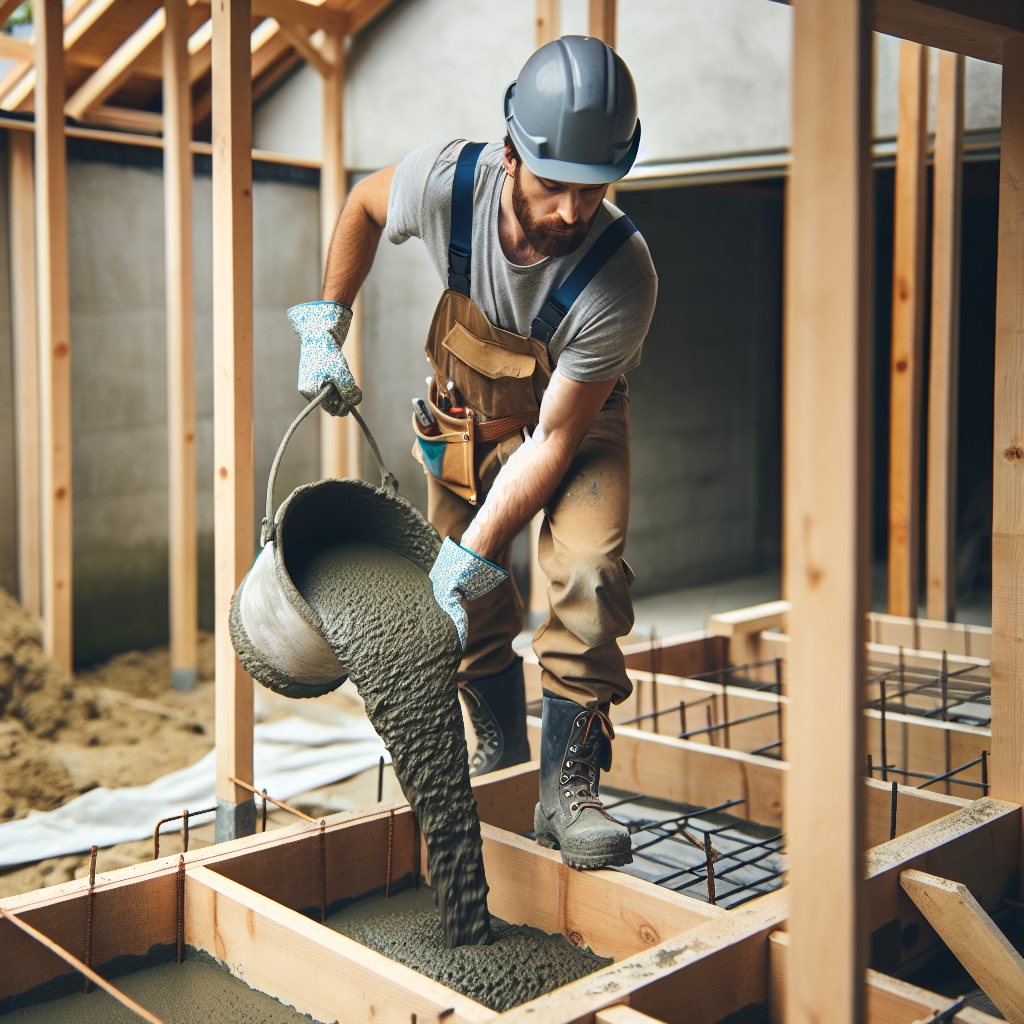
[211,0,255,817]
[8,129,40,618]
[991,36,1024,817]
[164,0,198,687]
[784,1,874,1019]
[888,39,928,620]
[926,50,965,624]
[867,612,991,659]
[35,0,74,671]
[0,761,1006,1024]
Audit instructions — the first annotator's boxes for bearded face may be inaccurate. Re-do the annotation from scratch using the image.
[510,164,594,258]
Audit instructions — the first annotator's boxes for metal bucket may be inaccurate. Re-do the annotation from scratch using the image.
[230,387,440,698]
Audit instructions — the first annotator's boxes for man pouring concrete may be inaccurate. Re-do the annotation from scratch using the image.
[296,37,656,870]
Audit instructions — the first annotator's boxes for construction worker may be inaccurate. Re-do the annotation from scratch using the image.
[298,36,656,870]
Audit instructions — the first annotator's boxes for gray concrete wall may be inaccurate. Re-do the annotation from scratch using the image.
[0,138,321,663]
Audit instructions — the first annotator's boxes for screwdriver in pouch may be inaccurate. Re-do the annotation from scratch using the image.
[413,398,440,436]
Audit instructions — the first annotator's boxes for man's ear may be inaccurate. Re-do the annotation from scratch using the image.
[502,148,517,178]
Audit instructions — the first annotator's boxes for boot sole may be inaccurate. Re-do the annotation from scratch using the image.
[534,805,633,871]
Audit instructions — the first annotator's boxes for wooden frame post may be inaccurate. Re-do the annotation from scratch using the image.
[318,28,357,482]
[990,37,1024,826]
[588,0,616,46]
[34,0,73,670]
[784,1,873,1019]
[926,50,964,624]
[536,0,560,48]
[9,129,40,618]
[888,40,928,619]
[164,0,198,692]
[212,0,255,841]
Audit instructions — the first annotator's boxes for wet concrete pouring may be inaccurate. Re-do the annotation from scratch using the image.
[325,886,611,1012]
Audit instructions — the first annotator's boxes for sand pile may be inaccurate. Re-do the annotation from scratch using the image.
[0,588,215,826]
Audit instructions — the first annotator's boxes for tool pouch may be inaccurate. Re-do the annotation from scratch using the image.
[412,383,479,505]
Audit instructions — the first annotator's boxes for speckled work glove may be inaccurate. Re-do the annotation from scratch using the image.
[429,538,508,651]
[288,301,363,417]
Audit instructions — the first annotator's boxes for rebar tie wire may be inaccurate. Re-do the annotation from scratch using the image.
[1,908,166,1024]
[153,807,216,860]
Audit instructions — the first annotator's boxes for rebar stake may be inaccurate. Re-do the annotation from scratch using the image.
[866,753,873,777]
[83,845,97,993]
[650,627,659,734]
[982,749,989,796]
[890,781,898,841]
[182,809,189,854]
[262,789,268,832]
[704,832,717,906]
[386,809,395,899]
[880,677,888,782]
[176,855,185,963]
[319,820,327,922]
[678,700,686,737]
[377,756,385,802]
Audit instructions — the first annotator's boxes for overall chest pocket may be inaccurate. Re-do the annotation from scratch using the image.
[439,321,539,421]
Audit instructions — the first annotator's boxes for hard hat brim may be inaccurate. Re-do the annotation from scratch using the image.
[505,111,641,186]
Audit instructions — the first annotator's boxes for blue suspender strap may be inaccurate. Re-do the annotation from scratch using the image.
[530,214,639,345]
[447,141,486,295]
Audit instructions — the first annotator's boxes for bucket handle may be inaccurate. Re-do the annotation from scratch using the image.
[261,384,399,547]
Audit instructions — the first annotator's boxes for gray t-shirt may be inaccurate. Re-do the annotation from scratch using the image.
[386,140,657,382]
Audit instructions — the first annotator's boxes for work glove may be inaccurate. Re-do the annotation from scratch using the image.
[429,538,508,651]
[288,301,363,417]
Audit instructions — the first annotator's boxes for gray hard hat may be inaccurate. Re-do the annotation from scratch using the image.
[504,36,640,186]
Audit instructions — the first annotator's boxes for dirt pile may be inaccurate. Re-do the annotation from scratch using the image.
[0,588,216,826]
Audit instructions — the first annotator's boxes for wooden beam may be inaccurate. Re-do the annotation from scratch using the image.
[165,0,197,693]
[9,130,40,619]
[185,866,494,1024]
[212,0,256,840]
[0,0,27,27]
[81,103,163,133]
[596,1008,662,1024]
[318,26,354,481]
[785,0,873,1020]
[990,35,1024,831]
[535,0,559,47]
[63,7,166,121]
[888,40,928,619]
[900,869,1024,1023]
[276,20,331,77]
[868,610,991,658]
[0,34,33,62]
[194,0,347,33]
[588,0,616,47]
[35,0,74,671]
[926,50,964,624]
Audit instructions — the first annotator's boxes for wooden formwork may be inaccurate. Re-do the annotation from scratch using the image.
[0,760,1015,1024]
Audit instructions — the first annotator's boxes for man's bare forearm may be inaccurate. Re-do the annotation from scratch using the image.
[321,166,394,304]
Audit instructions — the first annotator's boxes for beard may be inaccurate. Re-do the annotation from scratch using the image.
[511,168,591,258]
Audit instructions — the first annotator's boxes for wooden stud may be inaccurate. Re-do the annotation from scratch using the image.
[588,0,616,47]
[276,21,332,79]
[536,0,560,48]
[888,40,928,619]
[211,0,255,839]
[784,1,873,1020]
[34,0,74,671]
[900,869,1024,1023]
[165,0,198,693]
[990,36,1024,826]
[9,130,40,618]
[596,1008,662,1024]
[926,50,964,623]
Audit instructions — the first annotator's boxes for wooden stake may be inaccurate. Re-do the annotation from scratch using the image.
[888,40,928,619]
[212,0,255,839]
[165,0,198,693]
[9,130,40,618]
[991,36,1024,821]
[34,0,73,671]
[535,0,560,48]
[784,1,872,1020]
[588,0,616,46]
[926,51,964,624]
[318,30,361,482]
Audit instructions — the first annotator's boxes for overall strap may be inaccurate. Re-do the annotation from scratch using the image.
[530,214,639,346]
[448,141,486,295]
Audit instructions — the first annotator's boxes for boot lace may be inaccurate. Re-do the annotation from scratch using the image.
[560,707,616,815]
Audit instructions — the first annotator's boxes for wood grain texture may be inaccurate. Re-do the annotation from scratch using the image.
[9,130,40,618]
[535,0,559,47]
[926,50,964,623]
[873,0,1022,64]
[35,0,74,670]
[900,869,1024,1023]
[165,0,198,684]
[991,36,1024,822]
[888,39,928,619]
[588,0,616,47]
[211,0,255,810]
[784,1,873,1019]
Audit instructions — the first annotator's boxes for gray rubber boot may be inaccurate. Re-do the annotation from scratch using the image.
[533,694,632,870]
[462,656,532,778]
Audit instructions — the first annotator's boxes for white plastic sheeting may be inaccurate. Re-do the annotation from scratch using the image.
[0,714,389,869]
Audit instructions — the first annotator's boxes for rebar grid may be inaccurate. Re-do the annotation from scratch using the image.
[600,789,786,909]
[866,649,990,725]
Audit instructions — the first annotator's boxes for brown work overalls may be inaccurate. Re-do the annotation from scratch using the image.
[412,286,635,708]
